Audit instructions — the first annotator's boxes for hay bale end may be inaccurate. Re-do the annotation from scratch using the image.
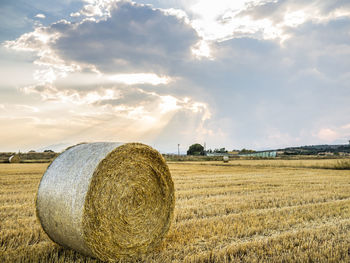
[36,142,175,261]
[9,154,21,163]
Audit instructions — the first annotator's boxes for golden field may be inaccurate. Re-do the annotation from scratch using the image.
[1,160,350,262]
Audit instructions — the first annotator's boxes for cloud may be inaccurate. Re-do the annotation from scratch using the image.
[70,12,81,17]
[80,4,104,16]
[52,2,199,74]
[3,1,212,152]
[177,10,350,149]
[237,0,350,41]
[159,0,350,44]
[108,73,170,85]
[5,1,200,80]
[78,0,119,17]
[317,128,338,142]
[316,124,350,143]
[0,85,211,152]
[2,0,350,152]
[35,13,46,19]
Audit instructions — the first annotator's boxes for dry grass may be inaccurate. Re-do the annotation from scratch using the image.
[83,143,175,260]
[170,158,350,170]
[1,160,350,262]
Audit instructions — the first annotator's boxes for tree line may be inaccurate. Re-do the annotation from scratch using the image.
[186,144,256,156]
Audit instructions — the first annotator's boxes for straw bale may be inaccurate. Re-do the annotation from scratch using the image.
[223,156,229,163]
[9,154,20,163]
[36,142,175,261]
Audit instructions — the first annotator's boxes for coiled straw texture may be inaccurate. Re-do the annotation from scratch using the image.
[36,142,175,261]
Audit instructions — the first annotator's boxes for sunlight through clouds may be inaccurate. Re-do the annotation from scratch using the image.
[2,1,212,152]
[191,40,212,59]
[108,73,171,85]
[186,0,280,41]
[1,0,350,152]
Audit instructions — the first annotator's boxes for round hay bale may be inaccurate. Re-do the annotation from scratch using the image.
[36,142,175,261]
[223,156,229,163]
[9,154,21,163]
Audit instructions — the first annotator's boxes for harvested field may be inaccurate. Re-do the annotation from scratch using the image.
[1,161,350,262]
[169,158,350,169]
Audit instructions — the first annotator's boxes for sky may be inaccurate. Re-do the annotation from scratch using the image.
[0,0,350,153]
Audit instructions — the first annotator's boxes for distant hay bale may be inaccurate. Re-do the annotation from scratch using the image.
[36,142,175,261]
[8,154,21,163]
[223,156,229,163]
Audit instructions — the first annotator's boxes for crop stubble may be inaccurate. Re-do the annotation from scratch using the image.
[0,161,350,262]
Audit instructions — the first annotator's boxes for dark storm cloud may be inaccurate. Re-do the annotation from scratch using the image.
[51,1,199,74]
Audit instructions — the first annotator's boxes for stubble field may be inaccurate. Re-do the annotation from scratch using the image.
[1,160,350,262]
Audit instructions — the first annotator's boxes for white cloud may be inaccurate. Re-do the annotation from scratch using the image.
[159,95,179,113]
[78,0,125,17]
[191,40,213,59]
[182,0,279,41]
[13,104,39,113]
[70,12,81,17]
[81,4,104,16]
[284,10,307,27]
[108,73,171,85]
[170,0,350,45]
[161,7,190,23]
[21,84,120,105]
[4,22,92,87]
[317,128,339,142]
[314,124,350,144]
[35,13,46,19]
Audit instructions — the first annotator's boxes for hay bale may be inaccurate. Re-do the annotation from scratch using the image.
[223,156,229,163]
[9,154,21,163]
[36,142,175,261]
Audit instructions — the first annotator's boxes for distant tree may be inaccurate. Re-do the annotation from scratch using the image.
[239,148,256,154]
[187,144,205,156]
[44,150,54,153]
[214,148,228,153]
[220,148,227,153]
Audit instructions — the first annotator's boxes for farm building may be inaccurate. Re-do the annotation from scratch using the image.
[239,151,277,158]
[206,153,229,157]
